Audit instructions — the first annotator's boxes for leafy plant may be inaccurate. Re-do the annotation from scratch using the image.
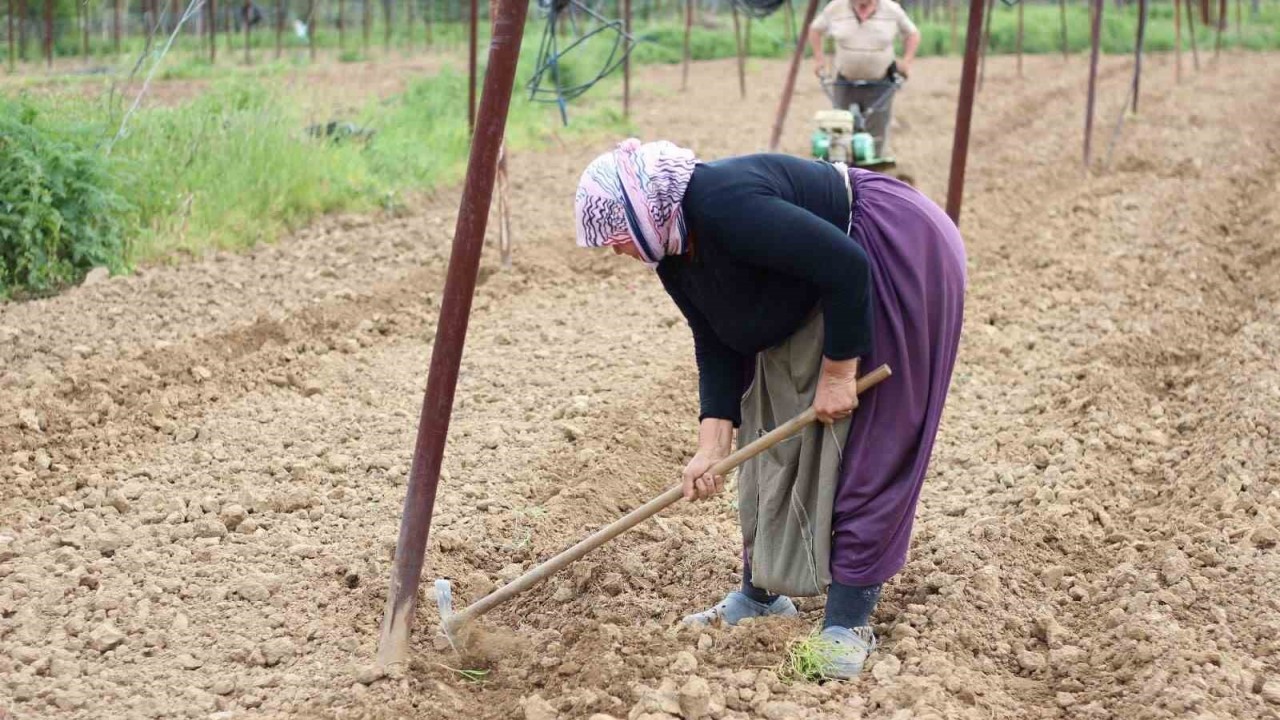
[0,102,132,298]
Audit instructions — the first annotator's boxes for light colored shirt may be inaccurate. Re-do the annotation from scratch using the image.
[811,0,918,81]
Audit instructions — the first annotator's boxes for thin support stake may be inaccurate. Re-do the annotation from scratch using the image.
[949,0,957,52]
[1175,0,1182,81]
[1132,0,1146,113]
[468,0,476,131]
[623,0,630,116]
[17,0,25,62]
[496,142,512,268]
[680,0,691,89]
[80,0,88,63]
[210,0,217,61]
[1186,0,1200,70]
[767,0,821,151]
[374,0,529,670]
[7,0,14,71]
[42,0,51,68]
[944,0,986,223]
[1083,0,1103,169]
[785,0,796,46]
[1016,0,1023,77]
[731,2,745,99]
[1059,0,1067,57]
[1214,0,1225,56]
[978,0,993,90]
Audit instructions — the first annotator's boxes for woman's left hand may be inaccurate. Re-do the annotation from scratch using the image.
[813,356,861,423]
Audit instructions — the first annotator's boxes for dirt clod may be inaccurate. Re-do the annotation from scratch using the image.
[678,676,711,719]
[521,693,558,720]
[88,623,124,653]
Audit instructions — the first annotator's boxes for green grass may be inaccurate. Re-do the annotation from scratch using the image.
[115,46,625,260]
[437,663,490,684]
[781,632,842,682]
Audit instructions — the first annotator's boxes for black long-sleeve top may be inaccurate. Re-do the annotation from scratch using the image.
[656,154,873,426]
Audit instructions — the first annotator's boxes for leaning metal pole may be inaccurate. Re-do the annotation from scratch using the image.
[374,0,529,669]
[944,0,987,223]
[767,0,820,151]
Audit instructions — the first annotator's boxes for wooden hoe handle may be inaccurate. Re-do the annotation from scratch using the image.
[448,363,893,629]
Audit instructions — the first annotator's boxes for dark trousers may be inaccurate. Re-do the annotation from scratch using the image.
[830,75,896,157]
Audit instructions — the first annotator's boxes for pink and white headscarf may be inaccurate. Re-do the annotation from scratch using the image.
[574,138,698,268]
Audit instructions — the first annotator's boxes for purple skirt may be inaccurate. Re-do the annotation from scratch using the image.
[830,168,967,585]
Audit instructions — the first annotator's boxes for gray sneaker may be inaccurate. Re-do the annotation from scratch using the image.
[681,591,798,628]
[816,625,877,679]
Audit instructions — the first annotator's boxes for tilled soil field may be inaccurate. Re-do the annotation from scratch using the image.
[2,52,1279,720]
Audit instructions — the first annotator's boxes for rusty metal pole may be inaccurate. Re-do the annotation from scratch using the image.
[1132,0,1146,112]
[374,0,528,671]
[467,0,476,131]
[1175,0,1182,80]
[767,0,819,151]
[623,0,630,116]
[1083,0,1102,168]
[680,0,691,89]
[944,0,986,223]
[1185,0,1199,70]
[731,2,744,98]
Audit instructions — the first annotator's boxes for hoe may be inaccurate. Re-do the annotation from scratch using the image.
[432,364,892,651]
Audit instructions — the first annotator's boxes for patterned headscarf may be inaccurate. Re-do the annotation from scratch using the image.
[574,138,698,268]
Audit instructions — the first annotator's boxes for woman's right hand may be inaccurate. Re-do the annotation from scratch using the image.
[682,418,734,501]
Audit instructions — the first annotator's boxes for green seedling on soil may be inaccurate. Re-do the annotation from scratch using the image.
[781,633,841,683]
[437,664,490,684]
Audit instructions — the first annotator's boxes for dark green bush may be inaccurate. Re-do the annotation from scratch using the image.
[0,102,131,298]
